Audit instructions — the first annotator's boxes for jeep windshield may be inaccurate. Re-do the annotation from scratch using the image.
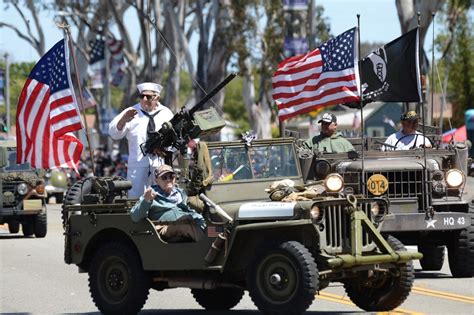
[209,142,299,182]
[3,150,32,172]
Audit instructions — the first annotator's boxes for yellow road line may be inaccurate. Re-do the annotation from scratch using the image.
[317,292,423,314]
[316,293,354,306]
[413,286,474,304]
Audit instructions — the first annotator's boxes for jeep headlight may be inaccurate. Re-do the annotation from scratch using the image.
[17,183,29,195]
[370,200,387,223]
[445,169,465,188]
[324,173,344,192]
[310,204,323,223]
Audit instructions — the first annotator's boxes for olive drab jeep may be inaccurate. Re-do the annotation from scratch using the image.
[0,143,48,237]
[62,137,422,315]
[299,130,473,278]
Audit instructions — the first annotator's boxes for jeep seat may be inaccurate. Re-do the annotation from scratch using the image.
[153,215,204,243]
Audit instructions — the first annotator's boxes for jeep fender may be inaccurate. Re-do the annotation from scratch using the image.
[222,220,319,272]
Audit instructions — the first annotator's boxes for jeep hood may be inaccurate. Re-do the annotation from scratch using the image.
[335,158,426,172]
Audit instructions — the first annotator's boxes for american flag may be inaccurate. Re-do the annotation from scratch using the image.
[80,87,97,110]
[89,38,105,64]
[16,38,83,170]
[88,38,105,89]
[272,27,360,121]
[207,225,224,238]
[88,37,126,88]
[107,37,126,86]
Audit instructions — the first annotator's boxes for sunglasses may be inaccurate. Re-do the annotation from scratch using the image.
[140,94,156,101]
[159,173,176,181]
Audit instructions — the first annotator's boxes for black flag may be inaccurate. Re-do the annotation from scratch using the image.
[345,28,421,108]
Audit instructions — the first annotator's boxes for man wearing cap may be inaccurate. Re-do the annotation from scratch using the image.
[109,82,174,198]
[130,165,206,241]
[382,110,432,151]
[304,113,354,153]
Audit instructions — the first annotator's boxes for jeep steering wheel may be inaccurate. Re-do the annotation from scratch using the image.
[394,134,432,150]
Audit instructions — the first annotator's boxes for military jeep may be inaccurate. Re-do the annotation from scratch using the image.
[300,133,473,278]
[0,144,47,237]
[63,137,421,314]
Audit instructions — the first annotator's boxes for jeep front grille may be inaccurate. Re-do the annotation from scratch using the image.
[2,181,20,206]
[343,171,431,208]
[322,201,374,254]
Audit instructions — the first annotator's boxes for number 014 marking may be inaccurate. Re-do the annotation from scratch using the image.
[367,174,389,196]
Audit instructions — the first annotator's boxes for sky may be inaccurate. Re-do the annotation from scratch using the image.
[0,0,437,64]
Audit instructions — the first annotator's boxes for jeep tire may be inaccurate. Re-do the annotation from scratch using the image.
[34,212,47,238]
[55,192,64,204]
[247,241,318,315]
[344,235,414,311]
[8,220,20,234]
[191,288,244,310]
[418,245,445,271]
[22,219,34,237]
[448,205,474,278]
[89,241,150,314]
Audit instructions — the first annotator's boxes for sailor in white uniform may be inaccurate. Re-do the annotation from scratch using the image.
[109,82,174,198]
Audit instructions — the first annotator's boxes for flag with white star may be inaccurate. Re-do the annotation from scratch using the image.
[16,37,83,170]
[272,27,360,121]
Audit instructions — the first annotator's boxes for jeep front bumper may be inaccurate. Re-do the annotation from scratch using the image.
[381,212,471,232]
[327,251,422,268]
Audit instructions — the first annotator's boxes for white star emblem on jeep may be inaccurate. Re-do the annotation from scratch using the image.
[425,219,437,228]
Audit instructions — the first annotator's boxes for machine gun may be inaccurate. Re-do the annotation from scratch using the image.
[140,72,237,155]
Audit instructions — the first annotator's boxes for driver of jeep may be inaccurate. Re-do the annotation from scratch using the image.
[303,113,354,153]
[382,111,432,151]
[130,164,206,241]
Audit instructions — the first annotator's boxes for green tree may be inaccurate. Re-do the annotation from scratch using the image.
[0,62,35,125]
[435,0,473,127]
[446,17,473,126]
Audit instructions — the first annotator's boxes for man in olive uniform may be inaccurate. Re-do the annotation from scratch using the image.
[304,113,354,153]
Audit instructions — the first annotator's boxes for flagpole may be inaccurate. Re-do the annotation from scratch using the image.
[430,12,435,126]
[417,12,428,216]
[147,1,153,80]
[357,14,365,188]
[60,24,96,175]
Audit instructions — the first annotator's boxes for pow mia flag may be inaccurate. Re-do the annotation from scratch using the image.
[345,28,421,108]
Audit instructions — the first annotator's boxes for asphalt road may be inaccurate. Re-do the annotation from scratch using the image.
[1,177,473,314]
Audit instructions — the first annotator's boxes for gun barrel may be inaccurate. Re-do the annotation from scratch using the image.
[189,72,237,116]
[199,193,234,223]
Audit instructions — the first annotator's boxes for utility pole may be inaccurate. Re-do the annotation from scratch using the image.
[4,53,10,137]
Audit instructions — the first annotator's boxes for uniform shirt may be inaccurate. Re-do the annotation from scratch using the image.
[304,133,355,153]
[108,103,174,167]
[383,131,432,151]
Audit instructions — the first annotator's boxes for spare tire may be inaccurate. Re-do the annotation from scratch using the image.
[62,179,93,227]
[64,178,93,205]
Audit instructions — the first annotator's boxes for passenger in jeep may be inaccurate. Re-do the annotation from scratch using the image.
[130,164,206,241]
[303,113,354,153]
[382,111,432,151]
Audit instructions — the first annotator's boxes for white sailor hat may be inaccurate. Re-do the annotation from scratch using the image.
[137,82,163,95]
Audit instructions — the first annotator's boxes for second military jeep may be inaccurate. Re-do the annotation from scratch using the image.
[0,143,47,237]
[300,134,473,278]
[63,138,421,314]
